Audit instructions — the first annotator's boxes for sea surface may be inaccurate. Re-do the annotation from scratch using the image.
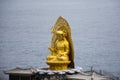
[0,0,120,79]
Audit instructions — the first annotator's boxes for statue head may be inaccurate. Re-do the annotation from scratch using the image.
[56,30,66,40]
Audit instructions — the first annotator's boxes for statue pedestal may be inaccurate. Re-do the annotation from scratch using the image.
[46,61,71,70]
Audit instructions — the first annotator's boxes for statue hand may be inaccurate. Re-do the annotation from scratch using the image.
[48,47,55,52]
[59,52,68,56]
[58,53,64,56]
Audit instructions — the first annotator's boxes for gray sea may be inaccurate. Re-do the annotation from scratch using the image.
[0,0,120,79]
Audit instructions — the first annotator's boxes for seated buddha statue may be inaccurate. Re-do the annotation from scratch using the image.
[46,16,74,70]
[47,30,69,61]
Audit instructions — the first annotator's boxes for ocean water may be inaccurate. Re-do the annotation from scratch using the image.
[0,0,120,79]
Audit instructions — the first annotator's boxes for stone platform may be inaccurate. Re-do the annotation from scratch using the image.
[4,67,110,80]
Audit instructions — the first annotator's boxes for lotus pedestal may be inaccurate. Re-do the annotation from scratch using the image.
[46,61,71,70]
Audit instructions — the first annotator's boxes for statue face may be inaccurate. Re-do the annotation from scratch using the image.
[56,31,65,40]
[57,34,64,40]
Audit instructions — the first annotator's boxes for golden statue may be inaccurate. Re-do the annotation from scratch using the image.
[47,30,69,61]
[46,16,74,70]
